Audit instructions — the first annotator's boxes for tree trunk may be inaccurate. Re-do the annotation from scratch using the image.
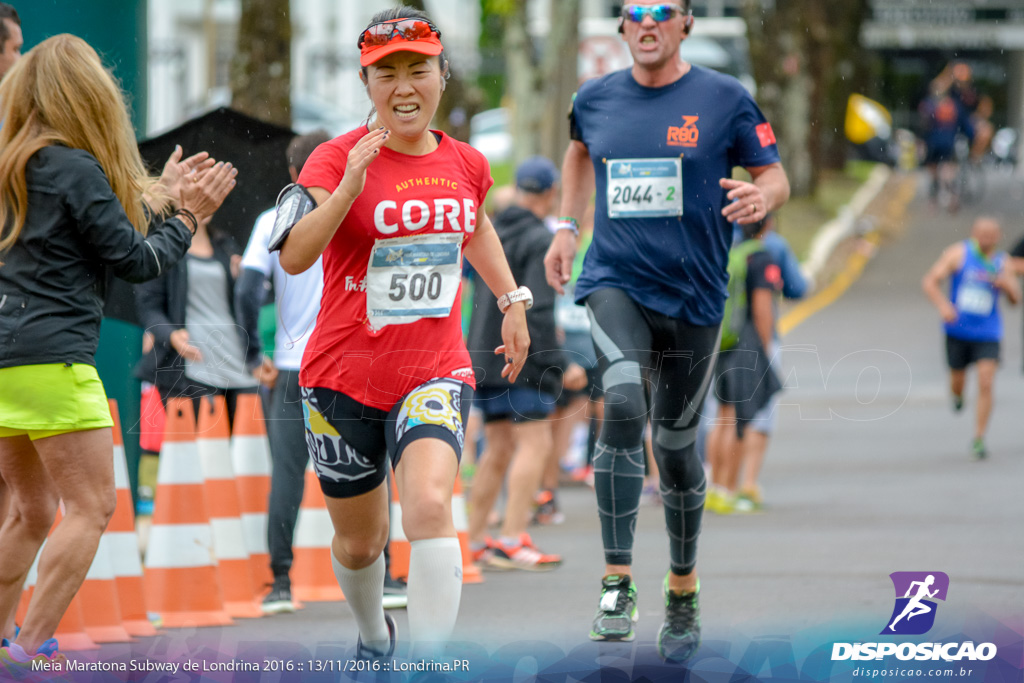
[405,0,482,140]
[504,1,542,166]
[745,0,871,197]
[746,0,814,195]
[501,0,580,166]
[822,0,873,169]
[540,0,580,165]
[230,0,291,127]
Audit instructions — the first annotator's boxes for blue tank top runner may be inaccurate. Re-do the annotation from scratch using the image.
[946,239,1003,342]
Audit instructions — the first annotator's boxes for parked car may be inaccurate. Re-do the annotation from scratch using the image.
[292,94,365,137]
[470,107,511,163]
[189,88,362,138]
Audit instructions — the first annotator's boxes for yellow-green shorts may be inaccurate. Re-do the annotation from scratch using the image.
[0,364,113,441]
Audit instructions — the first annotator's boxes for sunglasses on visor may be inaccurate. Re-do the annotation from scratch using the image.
[358,18,442,49]
[621,4,689,22]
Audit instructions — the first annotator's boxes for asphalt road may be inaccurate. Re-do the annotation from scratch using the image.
[68,170,1024,680]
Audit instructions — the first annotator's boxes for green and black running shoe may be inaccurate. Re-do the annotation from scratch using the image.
[657,574,701,663]
[589,574,638,641]
[972,437,988,460]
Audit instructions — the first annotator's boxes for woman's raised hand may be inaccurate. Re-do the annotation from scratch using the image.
[179,160,238,223]
[336,127,389,202]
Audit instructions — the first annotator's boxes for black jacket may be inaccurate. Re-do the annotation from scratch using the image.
[134,232,240,394]
[467,205,568,394]
[0,146,191,369]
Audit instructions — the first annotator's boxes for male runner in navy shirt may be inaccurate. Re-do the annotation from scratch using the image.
[544,0,789,662]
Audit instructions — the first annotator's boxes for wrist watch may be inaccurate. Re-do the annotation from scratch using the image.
[497,286,534,314]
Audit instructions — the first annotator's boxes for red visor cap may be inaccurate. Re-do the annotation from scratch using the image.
[359,30,444,67]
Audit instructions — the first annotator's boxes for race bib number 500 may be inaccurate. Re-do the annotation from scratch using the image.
[365,233,462,330]
[607,158,683,219]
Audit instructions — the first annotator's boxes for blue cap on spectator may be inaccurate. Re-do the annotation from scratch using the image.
[515,156,560,193]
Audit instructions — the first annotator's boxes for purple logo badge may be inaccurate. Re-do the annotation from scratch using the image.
[881,572,949,635]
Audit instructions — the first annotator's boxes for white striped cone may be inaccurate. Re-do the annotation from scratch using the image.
[106,399,158,636]
[230,394,274,593]
[143,398,233,628]
[291,463,342,602]
[78,534,133,642]
[197,396,262,618]
[388,472,410,582]
[16,537,43,629]
[388,474,481,584]
[452,476,483,584]
[18,509,99,651]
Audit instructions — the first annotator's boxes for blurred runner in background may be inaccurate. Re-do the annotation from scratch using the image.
[922,216,1019,459]
[466,156,586,572]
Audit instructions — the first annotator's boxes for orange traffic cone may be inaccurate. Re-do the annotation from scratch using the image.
[388,472,480,584]
[78,534,132,643]
[143,398,233,628]
[452,475,483,584]
[197,395,262,618]
[15,521,44,635]
[17,509,99,651]
[387,472,410,583]
[55,595,101,652]
[105,400,158,637]
[291,463,342,602]
[231,394,274,593]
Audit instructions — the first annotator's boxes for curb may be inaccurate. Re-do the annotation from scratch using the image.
[800,164,892,287]
[778,232,881,338]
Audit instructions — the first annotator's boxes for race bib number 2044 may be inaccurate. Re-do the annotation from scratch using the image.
[606,158,683,219]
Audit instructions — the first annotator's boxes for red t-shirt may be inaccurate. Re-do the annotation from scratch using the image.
[297,127,491,410]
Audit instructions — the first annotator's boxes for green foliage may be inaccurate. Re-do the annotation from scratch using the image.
[844,160,877,183]
[477,0,508,109]
[490,160,514,187]
[743,0,874,194]
[776,162,880,260]
[483,0,517,16]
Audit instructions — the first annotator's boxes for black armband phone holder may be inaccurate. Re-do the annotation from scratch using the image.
[268,183,318,252]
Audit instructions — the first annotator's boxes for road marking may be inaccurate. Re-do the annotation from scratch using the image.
[779,175,917,338]
[779,233,880,337]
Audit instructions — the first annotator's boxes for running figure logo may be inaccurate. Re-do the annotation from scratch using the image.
[881,572,949,635]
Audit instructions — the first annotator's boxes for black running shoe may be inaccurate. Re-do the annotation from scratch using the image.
[356,613,397,660]
[657,574,701,663]
[589,574,638,641]
[261,574,295,615]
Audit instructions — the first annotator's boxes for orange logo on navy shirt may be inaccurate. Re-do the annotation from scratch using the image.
[667,116,700,147]
[756,122,777,148]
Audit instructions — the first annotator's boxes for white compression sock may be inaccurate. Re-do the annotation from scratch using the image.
[331,551,390,652]
[407,537,463,643]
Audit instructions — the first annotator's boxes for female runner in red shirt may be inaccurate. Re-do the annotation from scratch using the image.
[279,6,531,658]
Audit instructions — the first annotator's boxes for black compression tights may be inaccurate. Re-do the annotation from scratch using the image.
[586,288,718,577]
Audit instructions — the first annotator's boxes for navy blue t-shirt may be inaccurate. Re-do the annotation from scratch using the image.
[571,65,781,326]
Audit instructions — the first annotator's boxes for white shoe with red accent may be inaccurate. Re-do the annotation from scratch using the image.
[486,533,562,571]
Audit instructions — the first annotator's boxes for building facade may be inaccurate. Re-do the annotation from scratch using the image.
[862,0,1024,140]
[147,0,480,136]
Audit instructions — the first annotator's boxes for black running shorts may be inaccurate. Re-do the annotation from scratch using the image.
[301,377,473,499]
[945,335,999,371]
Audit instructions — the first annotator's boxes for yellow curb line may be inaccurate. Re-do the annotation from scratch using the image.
[777,173,917,338]
[778,232,881,338]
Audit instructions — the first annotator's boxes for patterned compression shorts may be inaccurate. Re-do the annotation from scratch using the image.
[301,377,473,498]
